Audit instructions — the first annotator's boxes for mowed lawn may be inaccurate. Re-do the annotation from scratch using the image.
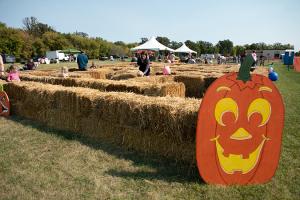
[3,59,123,71]
[0,62,299,199]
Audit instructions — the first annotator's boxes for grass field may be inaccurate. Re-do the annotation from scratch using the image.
[0,61,299,199]
[3,59,123,71]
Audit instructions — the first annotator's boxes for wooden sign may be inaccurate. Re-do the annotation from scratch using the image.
[196,55,285,185]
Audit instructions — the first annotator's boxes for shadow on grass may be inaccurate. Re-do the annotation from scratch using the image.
[8,115,204,184]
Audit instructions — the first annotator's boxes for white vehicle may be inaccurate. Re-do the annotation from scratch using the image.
[46,50,69,63]
[200,54,215,59]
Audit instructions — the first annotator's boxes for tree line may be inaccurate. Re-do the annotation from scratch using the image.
[0,17,137,61]
[154,36,294,56]
[0,17,295,61]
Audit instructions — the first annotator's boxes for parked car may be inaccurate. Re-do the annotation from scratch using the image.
[1,54,16,63]
[46,50,69,62]
[99,56,109,61]
[111,55,121,59]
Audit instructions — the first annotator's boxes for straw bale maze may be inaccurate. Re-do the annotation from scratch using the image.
[2,63,268,165]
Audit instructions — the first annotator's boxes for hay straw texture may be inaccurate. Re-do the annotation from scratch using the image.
[20,74,186,97]
[132,74,221,98]
[4,81,200,163]
[22,69,111,79]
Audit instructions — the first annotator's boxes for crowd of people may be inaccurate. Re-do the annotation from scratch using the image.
[0,49,269,82]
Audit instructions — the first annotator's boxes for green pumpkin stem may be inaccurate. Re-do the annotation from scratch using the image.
[0,84,3,92]
[237,54,255,82]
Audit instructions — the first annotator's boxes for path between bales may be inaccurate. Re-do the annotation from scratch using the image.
[0,61,299,199]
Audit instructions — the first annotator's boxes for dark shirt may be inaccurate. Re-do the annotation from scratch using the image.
[26,62,35,70]
[137,57,150,76]
[77,53,88,70]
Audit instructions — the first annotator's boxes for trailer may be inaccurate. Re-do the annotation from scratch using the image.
[46,50,69,63]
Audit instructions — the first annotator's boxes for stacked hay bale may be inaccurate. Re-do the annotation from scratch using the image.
[21,68,111,79]
[75,69,111,79]
[21,74,186,97]
[21,70,56,77]
[174,75,207,98]
[4,81,200,163]
[132,74,222,98]
[173,74,224,98]
[110,73,137,80]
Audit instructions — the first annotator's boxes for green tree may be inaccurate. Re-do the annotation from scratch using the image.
[98,40,111,57]
[110,44,127,56]
[0,25,32,59]
[23,16,55,37]
[170,41,182,50]
[156,36,170,47]
[32,38,47,57]
[74,31,89,37]
[185,40,198,54]
[233,45,245,56]
[196,41,214,54]
[216,39,234,56]
[140,37,148,45]
[114,41,126,46]
[126,42,138,49]
[42,32,70,51]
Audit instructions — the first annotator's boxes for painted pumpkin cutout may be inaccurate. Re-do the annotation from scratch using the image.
[196,55,284,185]
[0,85,10,117]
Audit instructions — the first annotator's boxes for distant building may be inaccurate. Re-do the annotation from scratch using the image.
[245,50,286,59]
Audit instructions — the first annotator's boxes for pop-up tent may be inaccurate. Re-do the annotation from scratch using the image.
[174,43,197,54]
[131,36,174,52]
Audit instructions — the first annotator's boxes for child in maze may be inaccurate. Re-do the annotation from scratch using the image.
[163,60,171,75]
[90,61,97,69]
[7,64,20,82]
[59,66,69,78]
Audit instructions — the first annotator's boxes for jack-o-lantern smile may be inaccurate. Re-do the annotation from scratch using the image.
[211,134,269,174]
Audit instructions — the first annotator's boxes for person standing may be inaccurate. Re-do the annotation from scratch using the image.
[259,54,265,66]
[77,51,88,71]
[137,52,150,76]
[0,54,4,76]
[251,50,257,63]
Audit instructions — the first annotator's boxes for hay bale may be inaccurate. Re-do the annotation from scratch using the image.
[160,82,186,97]
[20,74,186,97]
[173,74,221,98]
[4,81,200,163]
[174,75,206,98]
[133,76,175,84]
[72,69,111,79]
[111,73,137,80]
[21,70,56,77]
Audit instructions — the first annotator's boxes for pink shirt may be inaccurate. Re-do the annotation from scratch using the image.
[7,72,20,81]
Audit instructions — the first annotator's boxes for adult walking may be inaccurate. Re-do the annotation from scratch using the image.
[77,51,88,71]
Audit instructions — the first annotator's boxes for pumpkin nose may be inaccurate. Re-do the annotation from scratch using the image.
[230,128,252,140]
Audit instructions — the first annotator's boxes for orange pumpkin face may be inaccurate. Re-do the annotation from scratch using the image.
[0,90,10,117]
[196,72,284,185]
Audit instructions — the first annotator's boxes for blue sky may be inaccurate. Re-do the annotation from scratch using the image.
[0,0,299,50]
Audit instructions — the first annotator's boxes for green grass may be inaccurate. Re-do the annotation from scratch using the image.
[3,59,125,71]
[0,61,299,199]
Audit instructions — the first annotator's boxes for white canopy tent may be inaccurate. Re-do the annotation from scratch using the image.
[174,43,197,54]
[131,36,174,52]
